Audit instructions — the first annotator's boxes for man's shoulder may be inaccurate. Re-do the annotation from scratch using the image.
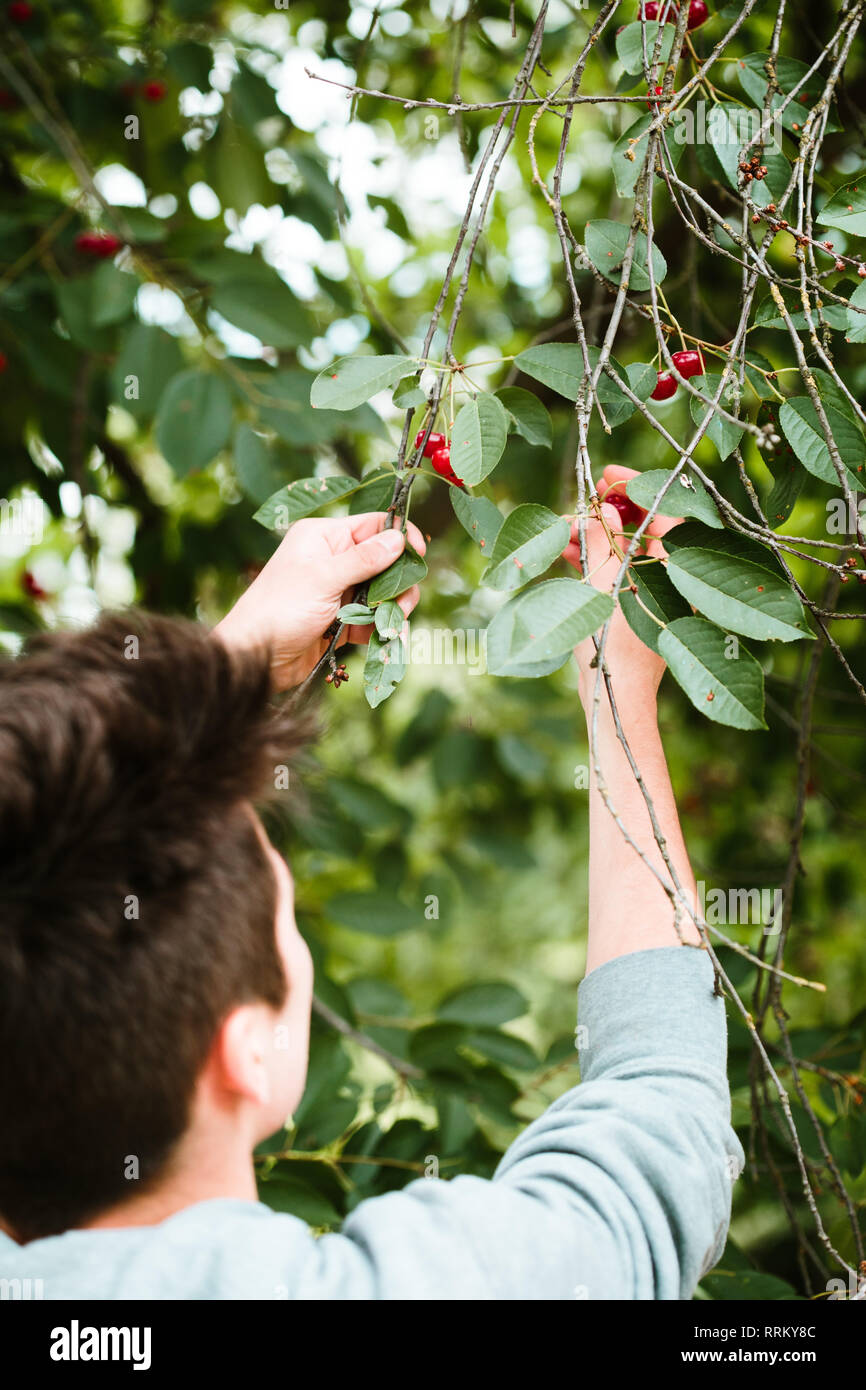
[0,1200,319,1301]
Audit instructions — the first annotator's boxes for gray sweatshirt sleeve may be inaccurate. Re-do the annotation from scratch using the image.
[307,944,743,1300]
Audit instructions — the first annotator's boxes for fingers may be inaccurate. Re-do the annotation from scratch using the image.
[330,527,407,589]
[598,464,639,492]
[397,584,421,618]
[342,511,427,557]
[562,506,624,590]
[597,464,683,557]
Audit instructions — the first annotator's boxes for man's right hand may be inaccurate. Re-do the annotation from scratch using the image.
[562,464,683,719]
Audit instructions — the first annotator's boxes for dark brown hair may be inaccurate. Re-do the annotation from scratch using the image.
[0,611,309,1242]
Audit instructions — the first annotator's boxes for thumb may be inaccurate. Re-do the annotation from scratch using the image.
[331,526,406,589]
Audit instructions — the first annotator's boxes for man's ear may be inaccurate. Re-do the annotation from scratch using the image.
[210,1005,274,1107]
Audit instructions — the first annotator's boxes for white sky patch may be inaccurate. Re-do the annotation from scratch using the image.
[507,220,552,290]
[180,86,223,118]
[136,284,198,338]
[325,315,370,356]
[206,311,265,358]
[149,193,177,218]
[462,344,508,389]
[275,51,355,132]
[93,164,147,207]
[299,338,333,371]
[59,481,82,518]
[430,0,470,19]
[188,181,221,219]
[264,214,326,299]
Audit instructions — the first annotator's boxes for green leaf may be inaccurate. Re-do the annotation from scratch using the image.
[666,548,812,642]
[743,349,780,401]
[737,52,837,137]
[611,110,688,198]
[584,220,667,293]
[450,488,505,552]
[328,781,408,840]
[154,370,233,475]
[210,276,312,349]
[700,1269,801,1301]
[363,629,407,709]
[392,374,427,408]
[409,1023,468,1074]
[620,561,691,655]
[349,467,397,514]
[689,373,745,461]
[310,355,417,411]
[756,403,806,529]
[449,394,510,486]
[705,103,789,199]
[765,455,806,529]
[90,262,139,327]
[250,367,386,446]
[466,1029,538,1071]
[206,120,274,214]
[615,20,676,75]
[325,891,417,936]
[374,600,404,639]
[817,169,866,237]
[437,982,528,1026]
[515,342,585,399]
[846,279,866,344]
[658,617,767,730]
[253,475,361,531]
[625,468,723,527]
[754,292,848,333]
[486,578,614,677]
[625,360,659,401]
[112,321,184,421]
[482,505,570,592]
[808,370,861,424]
[257,1177,341,1228]
[337,602,375,625]
[55,276,115,352]
[515,343,644,426]
[662,521,787,575]
[231,61,279,128]
[366,543,428,605]
[779,398,866,487]
[496,386,553,447]
[233,423,285,504]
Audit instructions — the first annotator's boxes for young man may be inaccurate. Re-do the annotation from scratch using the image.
[0,468,742,1299]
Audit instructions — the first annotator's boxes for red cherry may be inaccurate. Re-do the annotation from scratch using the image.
[606,490,646,527]
[75,231,123,258]
[670,349,704,379]
[8,1,33,21]
[651,371,677,401]
[0,88,20,110]
[687,0,709,28]
[414,429,446,458]
[430,446,464,487]
[21,570,48,600]
[0,352,7,373]
[142,80,167,102]
[646,84,664,108]
[641,1,675,21]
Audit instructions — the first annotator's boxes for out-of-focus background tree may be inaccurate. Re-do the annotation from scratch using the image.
[1,0,864,1298]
